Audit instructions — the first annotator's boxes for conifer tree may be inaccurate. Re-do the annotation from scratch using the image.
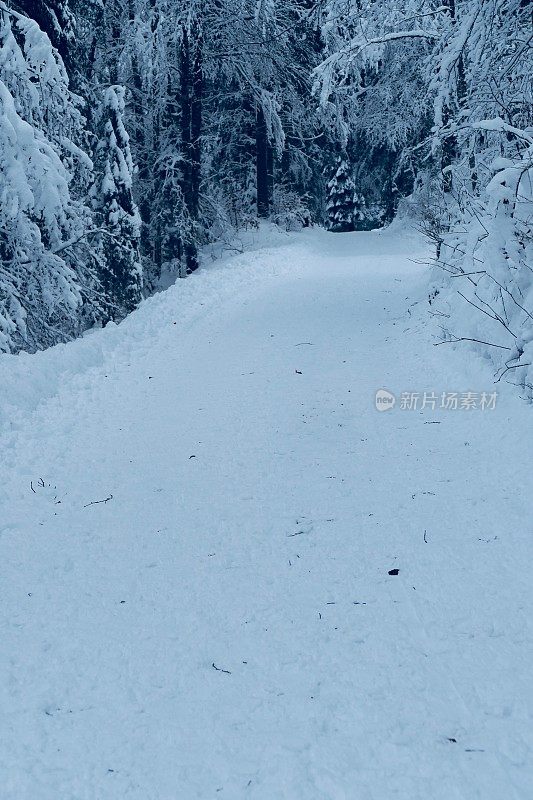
[95,85,143,317]
[326,156,356,232]
[13,0,75,73]
[0,4,99,352]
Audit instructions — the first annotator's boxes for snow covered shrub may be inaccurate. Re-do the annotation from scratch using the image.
[425,0,533,398]
[0,6,100,352]
[401,171,454,258]
[430,126,533,398]
[271,186,311,231]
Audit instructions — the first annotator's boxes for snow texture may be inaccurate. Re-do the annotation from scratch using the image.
[1,227,532,799]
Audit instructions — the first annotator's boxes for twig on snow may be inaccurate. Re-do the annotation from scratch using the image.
[434,336,511,351]
[83,494,114,508]
[212,662,231,674]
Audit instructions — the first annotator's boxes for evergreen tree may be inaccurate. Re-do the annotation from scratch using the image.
[0,4,100,352]
[326,156,356,232]
[13,0,75,73]
[95,85,143,318]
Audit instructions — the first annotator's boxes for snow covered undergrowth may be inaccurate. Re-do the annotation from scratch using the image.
[1,227,532,799]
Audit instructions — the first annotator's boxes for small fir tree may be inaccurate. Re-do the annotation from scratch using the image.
[326,156,356,232]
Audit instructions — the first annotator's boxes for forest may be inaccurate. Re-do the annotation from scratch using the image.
[2,3,533,796]
[0,0,532,392]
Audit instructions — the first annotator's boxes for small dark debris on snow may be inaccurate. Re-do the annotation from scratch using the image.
[189,454,197,459]
[295,369,303,374]
[120,600,126,604]
[424,530,428,543]
[388,568,400,576]
[212,662,231,674]
[447,738,457,743]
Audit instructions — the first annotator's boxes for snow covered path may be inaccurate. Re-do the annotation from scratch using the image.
[1,228,532,800]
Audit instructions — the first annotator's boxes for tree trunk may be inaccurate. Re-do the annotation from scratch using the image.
[188,23,203,273]
[128,0,151,262]
[256,104,270,218]
[179,22,202,274]
[441,0,466,194]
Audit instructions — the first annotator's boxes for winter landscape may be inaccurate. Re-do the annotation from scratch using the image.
[1,1,532,799]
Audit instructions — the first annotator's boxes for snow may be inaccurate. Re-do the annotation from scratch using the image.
[1,226,532,799]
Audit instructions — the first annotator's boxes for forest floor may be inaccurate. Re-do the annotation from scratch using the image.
[1,225,532,799]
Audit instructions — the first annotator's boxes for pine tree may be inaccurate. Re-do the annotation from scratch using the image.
[326,156,356,232]
[13,0,75,74]
[0,5,99,352]
[95,85,143,318]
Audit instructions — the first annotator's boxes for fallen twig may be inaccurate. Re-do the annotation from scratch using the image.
[212,662,231,674]
[83,494,114,508]
[434,336,511,351]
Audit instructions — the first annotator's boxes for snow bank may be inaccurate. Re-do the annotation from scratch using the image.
[0,225,304,434]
